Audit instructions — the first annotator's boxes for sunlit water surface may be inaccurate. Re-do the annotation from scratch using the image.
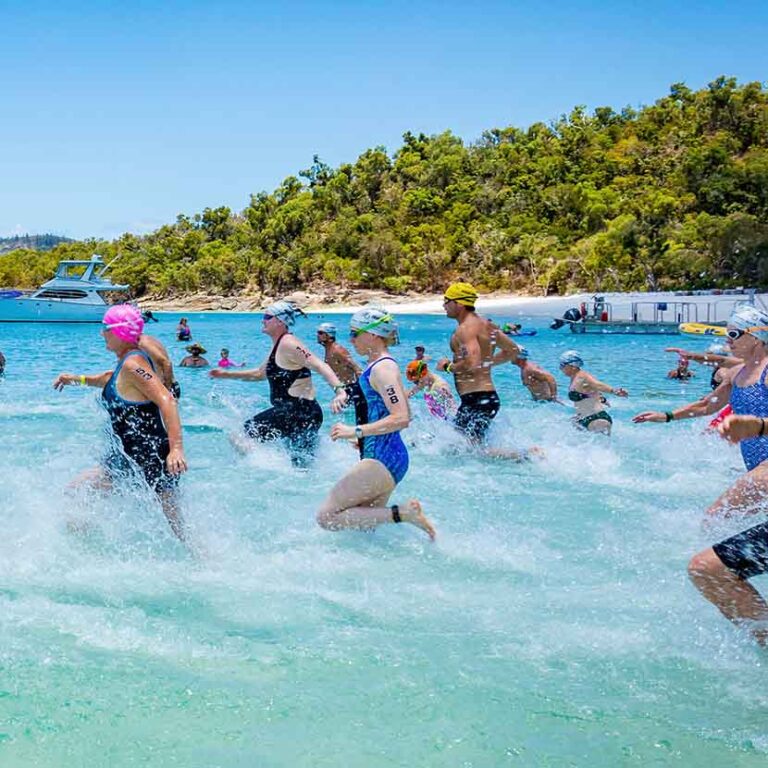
[1,312,767,767]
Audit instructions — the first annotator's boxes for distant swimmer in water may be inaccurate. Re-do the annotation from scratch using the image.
[512,346,559,402]
[316,321,365,423]
[317,308,435,539]
[217,348,245,368]
[0,348,5,376]
[141,310,158,323]
[53,304,190,547]
[176,317,191,342]
[665,343,741,390]
[210,300,348,467]
[437,283,536,460]
[406,360,456,420]
[667,356,694,380]
[414,345,430,362]
[180,343,210,368]
[559,350,628,434]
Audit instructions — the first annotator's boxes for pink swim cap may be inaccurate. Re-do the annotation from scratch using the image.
[102,304,144,344]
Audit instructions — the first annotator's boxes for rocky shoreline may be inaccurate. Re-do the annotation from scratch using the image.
[137,287,488,313]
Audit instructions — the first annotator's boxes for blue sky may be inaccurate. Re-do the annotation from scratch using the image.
[0,0,765,240]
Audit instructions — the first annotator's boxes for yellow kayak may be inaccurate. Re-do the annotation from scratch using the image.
[678,322,727,337]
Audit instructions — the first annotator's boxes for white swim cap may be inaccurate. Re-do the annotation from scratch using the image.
[317,322,337,338]
[264,300,305,328]
[729,303,768,344]
[559,350,583,368]
[350,306,399,344]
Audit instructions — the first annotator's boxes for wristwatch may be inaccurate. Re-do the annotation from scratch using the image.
[354,426,364,440]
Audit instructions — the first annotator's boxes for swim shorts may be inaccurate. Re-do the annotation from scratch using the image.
[713,520,768,580]
[454,390,500,443]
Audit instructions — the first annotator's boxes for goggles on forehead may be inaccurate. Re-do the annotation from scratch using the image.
[350,315,394,336]
[727,325,768,341]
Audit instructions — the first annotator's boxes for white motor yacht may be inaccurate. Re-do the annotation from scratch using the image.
[0,255,130,323]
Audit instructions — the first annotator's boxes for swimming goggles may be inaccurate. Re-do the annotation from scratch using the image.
[349,315,395,338]
[726,326,768,340]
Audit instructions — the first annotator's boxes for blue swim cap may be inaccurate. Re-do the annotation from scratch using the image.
[559,350,583,368]
[264,300,304,328]
[317,322,337,338]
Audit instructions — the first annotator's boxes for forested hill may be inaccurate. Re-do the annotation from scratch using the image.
[1,76,766,297]
[0,234,72,255]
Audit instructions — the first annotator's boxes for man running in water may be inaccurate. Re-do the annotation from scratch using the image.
[317,321,364,423]
[437,282,523,446]
[512,346,559,402]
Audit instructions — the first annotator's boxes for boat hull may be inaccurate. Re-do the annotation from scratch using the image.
[569,320,680,335]
[0,298,107,323]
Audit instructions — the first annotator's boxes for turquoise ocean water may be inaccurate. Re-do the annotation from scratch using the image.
[1,311,767,767]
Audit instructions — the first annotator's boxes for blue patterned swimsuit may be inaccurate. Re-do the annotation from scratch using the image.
[357,357,409,484]
[730,362,768,471]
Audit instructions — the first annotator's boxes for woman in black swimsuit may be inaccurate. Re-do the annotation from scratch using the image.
[54,304,189,546]
[558,350,628,434]
[210,301,348,466]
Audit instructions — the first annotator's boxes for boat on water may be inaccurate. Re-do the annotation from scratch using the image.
[551,291,758,335]
[0,255,129,323]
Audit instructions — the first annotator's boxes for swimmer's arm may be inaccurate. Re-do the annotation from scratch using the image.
[665,348,740,367]
[532,368,558,397]
[336,345,362,376]
[53,370,113,390]
[209,364,266,381]
[366,360,410,433]
[123,359,186,464]
[581,372,628,397]
[489,330,521,366]
[633,374,734,423]
[449,335,481,373]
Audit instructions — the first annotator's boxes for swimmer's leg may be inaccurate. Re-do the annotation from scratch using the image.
[316,459,436,539]
[157,488,189,546]
[64,467,112,535]
[688,546,768,646]
[586,418,612,435]
[704,463,768,520]
[66,466,113,494]
[482,446,544,462]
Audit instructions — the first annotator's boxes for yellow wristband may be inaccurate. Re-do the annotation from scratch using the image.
[79,375,86,385]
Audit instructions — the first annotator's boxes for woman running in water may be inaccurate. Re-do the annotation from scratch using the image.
[317,308,435,539]
[53,304,189,546]
[634,304,768,644]
[558,350,628,434]
[210,300,348,467]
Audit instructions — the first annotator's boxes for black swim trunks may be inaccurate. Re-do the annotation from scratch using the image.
[713,520,768,580]
[454,390,500,443]
[244,397,323,467]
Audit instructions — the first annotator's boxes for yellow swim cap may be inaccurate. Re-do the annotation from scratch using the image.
[444,282,478,307]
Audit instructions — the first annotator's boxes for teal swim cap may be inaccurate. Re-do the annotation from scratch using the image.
[559,350,583,368]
